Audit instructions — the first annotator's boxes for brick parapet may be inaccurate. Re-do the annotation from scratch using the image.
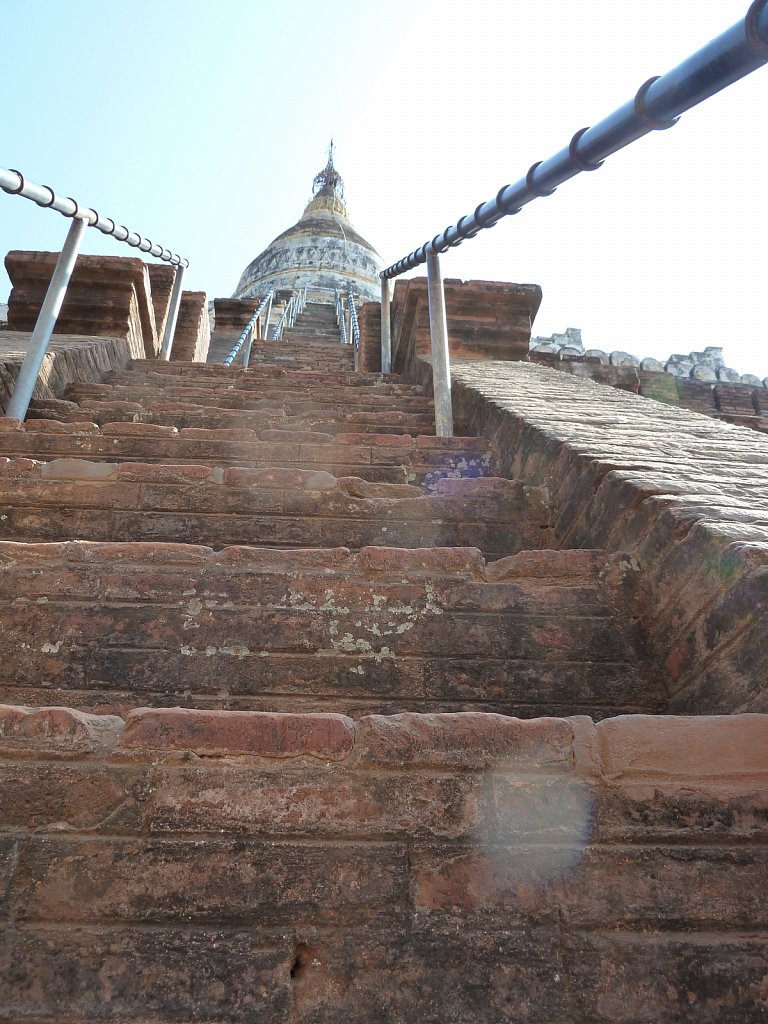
[358,300,381,373]
[531,351,768,434]
[5,251,162,359]
[169,291,211,363]
[446,360,768,714]
[391,277,541,381]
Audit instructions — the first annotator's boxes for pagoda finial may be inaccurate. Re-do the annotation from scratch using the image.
[312,140,344,202]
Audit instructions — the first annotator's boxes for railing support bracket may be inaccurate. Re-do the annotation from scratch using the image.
[5,216,88,421]
[426,250,453,438]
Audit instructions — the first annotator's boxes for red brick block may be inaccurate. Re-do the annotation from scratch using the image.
[353,712,576,770]
[102,422,179,436]
[0,704,123,757]
[40,459,118,481]
[596,714,768,781]
[222,466,337,490]
[178,427,257,440]
[337,477,423,499]
[212,545,352,570]
[116,462,216,484]
[23,419,99,434]
[357,545,486,578]
[120,708,355,759]
[260,429,334,443]
[0,459,40,477]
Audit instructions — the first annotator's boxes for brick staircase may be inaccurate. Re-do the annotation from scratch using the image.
[2,302,763,1021]
[0,308,660,724]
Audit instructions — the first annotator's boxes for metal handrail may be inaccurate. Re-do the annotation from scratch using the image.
[1,165,190,420]
[272,288,308,339]
[335,290,348,344]
[272,293,293,340]
[272,289,300,340]
[382,2,768,279]
[379,1,768,436]
[0,166,188,267]
[223,292,273,367]
[347,290,360,356]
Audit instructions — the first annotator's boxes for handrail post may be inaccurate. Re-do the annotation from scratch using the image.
[380,276,392,374]
[159,263,186,360]
[347,290,360,372]
[425,249,453,437]
[241,323,255,367]
[5,215,88,421]
[262,293,273,341]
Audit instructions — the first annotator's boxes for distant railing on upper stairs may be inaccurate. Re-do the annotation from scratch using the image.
[224,292,274,367]
[0,166,189,420]
[335,289,362,369]
[378,1,768,436]
[335,290,348,346]
[347,290,360,369]
[272,288,307,340]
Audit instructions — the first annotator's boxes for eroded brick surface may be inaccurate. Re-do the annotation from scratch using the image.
[0,708,766,1021]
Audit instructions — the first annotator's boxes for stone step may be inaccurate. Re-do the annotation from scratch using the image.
[25,398,437,435]
[61,384,434,413]
[72,376,426,398]
[125,360,391,387]
[0,542,659,719]
[0,421,495,486]
[0,462,545,559]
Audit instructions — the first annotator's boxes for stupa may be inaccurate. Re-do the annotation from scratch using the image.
[233,144,382,303]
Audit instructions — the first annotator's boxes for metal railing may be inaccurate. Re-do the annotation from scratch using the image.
[223,292,273,367]
[335,289,348,345]
[379,1,768,435]
[347,290,360,370]
[272,288,307,340]
[1,165,189,420]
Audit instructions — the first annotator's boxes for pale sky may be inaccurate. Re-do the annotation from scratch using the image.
[1,0,766,375]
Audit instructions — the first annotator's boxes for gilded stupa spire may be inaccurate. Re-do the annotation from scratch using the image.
[312,140,345,203]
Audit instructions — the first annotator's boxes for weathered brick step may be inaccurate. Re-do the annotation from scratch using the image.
[249,339,348,353]
[125,360,397,387]
[73,376,426,398]
[0,706,764,1021]
[247,349,353,362]
[0,543,656,717]
[60,386,435,414]
[285,327,346,337]
[291,412,437,436]
[0,463,547,558]
[0,422,496,486]
[248,345,353,363]
[25,399,437,435]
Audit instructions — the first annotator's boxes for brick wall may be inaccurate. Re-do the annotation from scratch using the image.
[446,360,768,714]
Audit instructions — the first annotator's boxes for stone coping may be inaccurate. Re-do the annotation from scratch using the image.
[1,704,766,782]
